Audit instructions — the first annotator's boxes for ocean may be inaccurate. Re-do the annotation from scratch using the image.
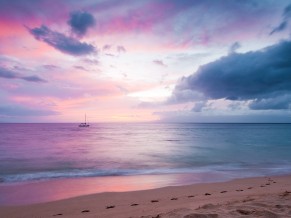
[1,123,291,204]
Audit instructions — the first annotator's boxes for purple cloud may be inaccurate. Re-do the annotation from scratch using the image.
[153,59,167,67]
[117,46,126,53]
[68,11,96,37]
[28,25,96,56]
[42,65,59,70]
[21,75,47,83]
[74,66,88,71]
[105,53,115,57]
[102,44,112,51]
[83,58,100,65]
[0,66,19,79]
[0,66,46,83]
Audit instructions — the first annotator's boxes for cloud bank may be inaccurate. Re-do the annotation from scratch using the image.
[172,40,291,110]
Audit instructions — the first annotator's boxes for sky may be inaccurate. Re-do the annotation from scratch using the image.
[1,0,291,123]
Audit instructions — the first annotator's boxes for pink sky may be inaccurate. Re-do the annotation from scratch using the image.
[1,0,291,123]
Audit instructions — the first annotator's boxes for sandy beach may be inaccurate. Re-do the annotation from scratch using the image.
[1,175,291,218]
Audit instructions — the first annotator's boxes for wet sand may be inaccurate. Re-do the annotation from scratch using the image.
[0,175,291,218]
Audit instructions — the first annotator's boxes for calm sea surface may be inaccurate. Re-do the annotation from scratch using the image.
[1,123,291,185]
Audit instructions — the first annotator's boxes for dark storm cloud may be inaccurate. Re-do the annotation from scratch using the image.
[155,110,291,123]
[0,66,46,83]
[249,95,291,110]
[270,4,291,35]
[270,20,288,35]
[28,25,96,56]
[68,11,96,37]
[173,40,291,110]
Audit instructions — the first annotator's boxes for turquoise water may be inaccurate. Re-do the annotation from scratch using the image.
[1,123,291,184]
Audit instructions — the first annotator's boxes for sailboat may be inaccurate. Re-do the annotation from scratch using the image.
[79,114,90,127]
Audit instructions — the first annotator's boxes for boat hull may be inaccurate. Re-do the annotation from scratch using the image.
[79,124,90,127]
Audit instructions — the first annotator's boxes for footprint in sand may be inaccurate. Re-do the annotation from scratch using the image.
[151,200,159,203]
[187,195,195,198]
[53,213,63,216]
[106,205,115,209]
[205,193,211,196]
[81,210,90,213]
[171,197,178,200]
[236,209,252,215]
[247,187,253,189]
[236,189,244,192]
[242,198,255,202]
[260,185,265,187]
[220,191,227,193]
[184,213,218,218]
[280,191,291,197]
[131,203,139,206]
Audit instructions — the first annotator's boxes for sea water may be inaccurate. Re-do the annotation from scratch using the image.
[0,123,291,204]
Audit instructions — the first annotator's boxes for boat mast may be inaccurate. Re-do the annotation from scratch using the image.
[85,114,86,124]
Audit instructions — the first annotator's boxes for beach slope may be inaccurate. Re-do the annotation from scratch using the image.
[1,175,291,218]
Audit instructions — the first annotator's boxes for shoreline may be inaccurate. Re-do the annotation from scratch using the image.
[1,174,291,217]
[0,171,285,206]
[0,172,236,206]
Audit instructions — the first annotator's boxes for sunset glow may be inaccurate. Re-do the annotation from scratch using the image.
[1,0,291,123]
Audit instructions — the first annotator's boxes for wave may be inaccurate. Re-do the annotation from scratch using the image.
[0,167,224,183]
[2,164,291,184]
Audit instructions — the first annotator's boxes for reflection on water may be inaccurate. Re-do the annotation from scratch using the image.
[0,173,225,205]
[1,123,291,205]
